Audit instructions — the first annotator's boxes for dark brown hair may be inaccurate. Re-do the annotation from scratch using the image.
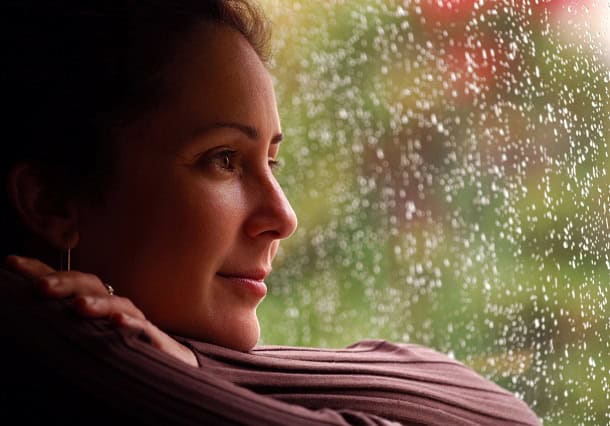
[0,0,271,258]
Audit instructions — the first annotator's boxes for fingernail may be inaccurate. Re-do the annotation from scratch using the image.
[4,255,23,266]
[43,276,58,285]
[74,296,97,310]
[81,296,97,307]
[113,313,133,325]
[37,276,59,291]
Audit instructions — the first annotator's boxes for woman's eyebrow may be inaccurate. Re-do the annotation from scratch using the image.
[193,122,283,144]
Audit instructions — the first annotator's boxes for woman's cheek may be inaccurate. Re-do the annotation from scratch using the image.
[269,240,280,262]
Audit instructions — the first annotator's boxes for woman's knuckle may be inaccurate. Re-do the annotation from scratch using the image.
[82,272,98,283]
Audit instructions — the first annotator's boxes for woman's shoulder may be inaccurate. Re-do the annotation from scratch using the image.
[254,339,460,363]
[250,339,514,398]
[186,338,541,426]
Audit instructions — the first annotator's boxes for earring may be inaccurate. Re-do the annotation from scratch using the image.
[59,247,71,272]
[60,232,78,272]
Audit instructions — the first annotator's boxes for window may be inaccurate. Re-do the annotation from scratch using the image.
[260,1,609,424]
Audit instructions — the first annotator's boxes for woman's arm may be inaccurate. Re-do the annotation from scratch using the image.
[1,259,400,426]
[5,255,197,367]
[3,256,540,425]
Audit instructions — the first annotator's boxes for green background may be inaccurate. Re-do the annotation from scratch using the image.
[257,1,609,424]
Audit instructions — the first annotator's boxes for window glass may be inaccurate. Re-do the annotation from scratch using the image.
[259,1,609,424]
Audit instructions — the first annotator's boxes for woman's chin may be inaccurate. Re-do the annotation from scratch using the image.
[205,313,261,352]
[162,306,261,352]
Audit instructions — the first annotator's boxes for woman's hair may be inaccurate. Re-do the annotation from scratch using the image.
[0,0,271,257]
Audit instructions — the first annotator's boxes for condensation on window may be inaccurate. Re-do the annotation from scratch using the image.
[258,1,609,424]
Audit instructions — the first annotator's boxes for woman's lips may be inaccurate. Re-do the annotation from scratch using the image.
[216,272,268,299]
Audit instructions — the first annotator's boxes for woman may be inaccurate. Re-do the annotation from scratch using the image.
[0,1,540,424]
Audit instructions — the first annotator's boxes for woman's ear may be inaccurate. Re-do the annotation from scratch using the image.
[6,163,80,250]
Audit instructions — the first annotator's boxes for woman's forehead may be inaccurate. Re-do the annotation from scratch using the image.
[116,25,280,154]
[167,24,278,121]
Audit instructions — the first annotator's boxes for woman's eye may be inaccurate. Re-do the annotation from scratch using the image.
[200,150,280,175]
[210,149,237,172]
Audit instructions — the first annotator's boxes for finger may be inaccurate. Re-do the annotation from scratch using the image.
[36,272,110,298]
[110,314,197,367]
[73,296,146,320]
[110,314,158,345]
[4,255,56,280]
[139,321,198,367]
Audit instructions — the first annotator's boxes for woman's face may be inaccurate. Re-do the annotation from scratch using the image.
[75,24,297,351]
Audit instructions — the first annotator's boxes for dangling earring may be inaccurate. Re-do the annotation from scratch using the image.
[59,247,71,272]
[60,231,78,272]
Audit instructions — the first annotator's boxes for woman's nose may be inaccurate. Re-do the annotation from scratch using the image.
[244,172,298,241]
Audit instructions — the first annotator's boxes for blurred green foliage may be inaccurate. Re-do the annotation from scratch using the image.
[257,1,609,424]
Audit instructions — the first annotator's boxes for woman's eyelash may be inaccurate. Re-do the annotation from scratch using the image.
[202,150,281,174]
[269,158,282,171]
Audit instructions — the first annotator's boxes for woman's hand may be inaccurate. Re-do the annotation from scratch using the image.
[4,255,198,367]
